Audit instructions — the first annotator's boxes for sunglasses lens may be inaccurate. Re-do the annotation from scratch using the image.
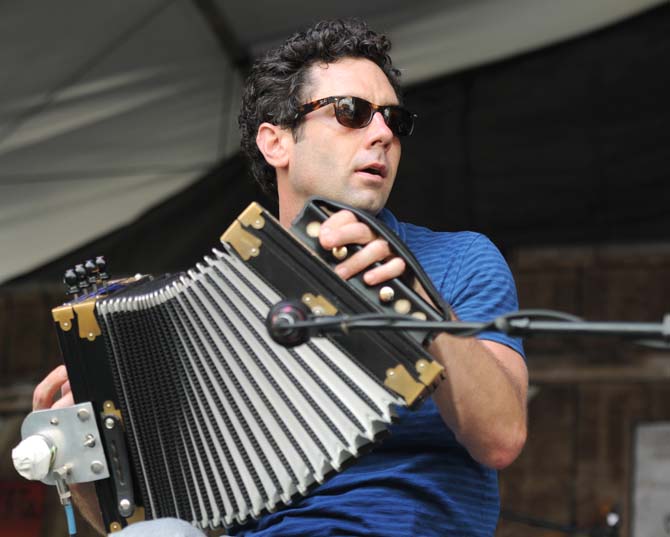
[335,97,373,129]
[333,97,415,136]
[386,108,414,137]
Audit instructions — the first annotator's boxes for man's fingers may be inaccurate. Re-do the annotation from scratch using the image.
[322,222,376,250]
[33,364,68,411]
[52,391,75,410]
[319,211,375,250]
[334,238,394,280]
[362,256,406,286]
[320,209,357,229]
[318,209,406,285]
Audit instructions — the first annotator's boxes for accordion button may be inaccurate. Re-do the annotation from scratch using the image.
[332,246,348,260]
[306,221,321,238]
[379,286,395,302]
[412,311,428,321]
[394,299,411,315]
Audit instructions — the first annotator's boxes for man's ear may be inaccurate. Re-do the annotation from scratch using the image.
[256,122,291,170]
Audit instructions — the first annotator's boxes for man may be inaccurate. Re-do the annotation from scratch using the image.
[34,19,527,536]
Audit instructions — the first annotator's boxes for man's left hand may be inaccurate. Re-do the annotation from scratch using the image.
[318,210,406,285]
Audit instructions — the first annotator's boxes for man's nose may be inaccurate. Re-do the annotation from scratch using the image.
[366,111,394,145]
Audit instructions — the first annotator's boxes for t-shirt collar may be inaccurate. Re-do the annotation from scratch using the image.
[376,207,405,241]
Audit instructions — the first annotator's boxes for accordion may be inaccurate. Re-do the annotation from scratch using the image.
[27,198,448,532]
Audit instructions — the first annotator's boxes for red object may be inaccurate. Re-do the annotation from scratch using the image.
[0,481,46,537]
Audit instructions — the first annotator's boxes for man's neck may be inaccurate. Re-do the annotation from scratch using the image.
[276,181,304,229]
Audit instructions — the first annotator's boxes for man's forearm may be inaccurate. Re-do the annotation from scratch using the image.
[429,333,528,469]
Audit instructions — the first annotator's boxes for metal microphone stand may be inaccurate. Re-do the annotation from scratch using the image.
[268,305,670,350]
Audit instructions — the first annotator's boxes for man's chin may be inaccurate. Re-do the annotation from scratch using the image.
[329,191,388,215]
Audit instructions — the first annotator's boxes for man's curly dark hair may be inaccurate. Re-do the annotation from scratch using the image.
[238,19,402,193]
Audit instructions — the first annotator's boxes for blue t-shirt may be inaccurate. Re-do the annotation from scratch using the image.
[233,209,524,537]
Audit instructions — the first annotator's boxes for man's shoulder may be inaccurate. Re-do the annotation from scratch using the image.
[391,218,501,267]
[402,221,483,250]
[377,208,485,254]
[380,210,523,354]
[386,222,503,301]
[378,209,509,284]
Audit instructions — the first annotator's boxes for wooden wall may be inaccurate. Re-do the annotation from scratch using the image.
[499,244,670,537]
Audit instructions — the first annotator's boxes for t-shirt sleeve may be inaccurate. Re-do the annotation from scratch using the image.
[447,234,525,358]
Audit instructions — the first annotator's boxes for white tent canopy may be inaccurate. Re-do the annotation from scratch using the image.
[0,0,665,283]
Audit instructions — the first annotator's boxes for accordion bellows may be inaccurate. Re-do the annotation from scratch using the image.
[97,245,402,528]
[53,199,445,532]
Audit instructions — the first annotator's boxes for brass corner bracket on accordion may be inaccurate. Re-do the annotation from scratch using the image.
[14,198,447,533]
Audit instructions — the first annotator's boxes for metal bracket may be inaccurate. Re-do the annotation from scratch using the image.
[20,402,110,485]
[384,365,425,406]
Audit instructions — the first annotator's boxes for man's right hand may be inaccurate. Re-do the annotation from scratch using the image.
[32,365,106,535]
[33,364,73,410]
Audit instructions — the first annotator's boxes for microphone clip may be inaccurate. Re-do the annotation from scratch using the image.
[266,300,312,347]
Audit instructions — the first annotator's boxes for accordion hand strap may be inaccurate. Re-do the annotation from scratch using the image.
[300,197,454,321]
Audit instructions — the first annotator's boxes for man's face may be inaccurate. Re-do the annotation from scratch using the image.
[280,57,402,215]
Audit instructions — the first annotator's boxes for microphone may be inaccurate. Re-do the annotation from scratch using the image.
[266,300,312,347]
